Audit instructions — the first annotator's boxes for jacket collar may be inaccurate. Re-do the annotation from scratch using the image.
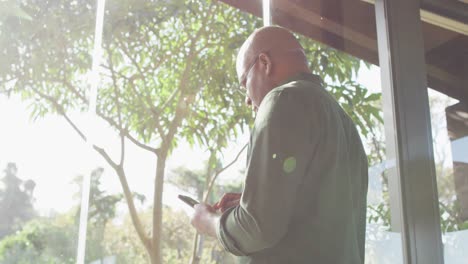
[280,72,323,87]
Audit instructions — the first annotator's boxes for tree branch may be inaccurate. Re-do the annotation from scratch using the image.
[93,145,118,169]
[115,165,152,251]
[110,39,165,138]
[95,108,159,154]
[149,43,186,71]
[104,41,124,128]
[115,37,148,91]
[203,143,248,203]
[109,69,164,137]
[125,76,165,139]
[191,142,247,264]
[30,84,86,140]
[160,86,180,113]
[119,133,125,167]
[163,36,204,147]
[165,7,221,261]
[56,78,87,103]
[105,60,165,140]
[127,131,160,155]
[29,83,151,251]
[165,1,218,147]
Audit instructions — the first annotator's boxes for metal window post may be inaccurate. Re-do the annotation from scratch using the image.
[374,0,444,263]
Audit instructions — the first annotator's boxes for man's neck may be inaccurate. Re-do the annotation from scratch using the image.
[277,69,313,86]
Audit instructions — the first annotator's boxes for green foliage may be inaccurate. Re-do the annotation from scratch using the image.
[0,0,259,153]
[102,206,236,264]
[169,159,243,203]
[299,37,382,138]
[73,168,124,227]
[327,81,382,137]
[0,188,236,264]
[102,209,151,264]
[367,203,391,229]
[170,166,208,200]
[0,165,137,263]
[434,163,467,233]
[0,163,36,239]
[0,216,76,264]
[300,40,361,84]
[0,0,382,155]
[368,199,468,233]
[73,167,131,262]
[439,200,468,233]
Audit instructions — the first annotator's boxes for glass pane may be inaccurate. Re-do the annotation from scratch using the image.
[0,66,85,260]
[87,1,405,263]
[354,66,404,264]
[422,13,468,262]
[0,1,419,264]
[0,97,86,264]
[298,33,405,263]
[0,1,100,263]
[428,89,468,263]
[82,1,261,263]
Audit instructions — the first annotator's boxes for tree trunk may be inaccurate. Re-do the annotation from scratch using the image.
[190,233,201,264]
[148,249,158,264]
[150,154,167,264]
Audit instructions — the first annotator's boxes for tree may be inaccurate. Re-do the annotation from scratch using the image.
[74,168,124,225]
[0,163,36,239]
[73,167,128,263]
[0,167,150,264]
[1,1,257,262]
[168,153,244,263]
[102,205,236,264]
[169,156,242,203]
[0,0,381,263]
[0,214,77,264]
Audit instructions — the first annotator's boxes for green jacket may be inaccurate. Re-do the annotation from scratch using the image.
[216,73,368,264]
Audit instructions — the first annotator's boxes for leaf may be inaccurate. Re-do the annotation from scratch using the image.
[0,1,32,21]
[365,93,381,102]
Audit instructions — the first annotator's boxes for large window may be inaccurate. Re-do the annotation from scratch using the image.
[0,1,258,263]
[428,89,468,263]
[418,7,468,262]
[3,0,463,263]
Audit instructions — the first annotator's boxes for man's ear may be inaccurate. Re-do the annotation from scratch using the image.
[259,53,272,76]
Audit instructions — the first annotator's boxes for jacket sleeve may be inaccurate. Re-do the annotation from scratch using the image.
[216,88,321,255]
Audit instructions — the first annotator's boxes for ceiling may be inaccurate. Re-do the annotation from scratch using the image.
[220,0,468,103]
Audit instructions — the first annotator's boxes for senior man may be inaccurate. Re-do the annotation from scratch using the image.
[190,26,368,264]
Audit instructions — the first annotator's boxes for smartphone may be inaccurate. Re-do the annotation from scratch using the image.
[178,194,200,208]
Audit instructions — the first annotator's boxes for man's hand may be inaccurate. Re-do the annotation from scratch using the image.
[190,203,220,237]
[213,192,242,213]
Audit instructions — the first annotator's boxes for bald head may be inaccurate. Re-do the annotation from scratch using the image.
[236,26,309,81]
[236,26,310,111]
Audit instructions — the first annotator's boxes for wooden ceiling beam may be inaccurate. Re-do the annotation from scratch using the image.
[272,0,377,52]
[219,0,467,102]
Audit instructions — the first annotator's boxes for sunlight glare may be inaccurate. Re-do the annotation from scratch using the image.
[262,0,271,26]
[76,0,106,263]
